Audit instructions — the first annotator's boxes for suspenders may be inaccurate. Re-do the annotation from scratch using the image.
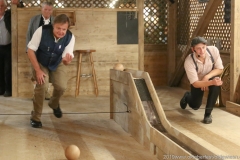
[191,48,214,72]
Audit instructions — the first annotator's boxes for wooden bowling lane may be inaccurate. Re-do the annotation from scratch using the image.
[0,96,158,160]
[1,86,240,159]
[156,86,240,157]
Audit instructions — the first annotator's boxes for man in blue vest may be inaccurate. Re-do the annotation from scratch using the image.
[27,14,75,128]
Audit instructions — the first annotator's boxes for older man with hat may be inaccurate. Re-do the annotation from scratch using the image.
[180,36,224,124]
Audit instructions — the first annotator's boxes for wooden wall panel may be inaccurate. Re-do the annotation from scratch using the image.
[18,10,40,63]
[11,5,18,97]
[17,63,34,97]
[15,8,138,98]
[144,45,168,86]
[230,0,240,101]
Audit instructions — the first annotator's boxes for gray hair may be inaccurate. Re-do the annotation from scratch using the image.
[41,1,53,7]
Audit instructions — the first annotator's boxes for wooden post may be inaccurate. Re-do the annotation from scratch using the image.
[11,4,18,97]
[75,53,82,97]
[167,1,177,84]
[110,78,113,119]
[138,0,144,71]
[230,0,240,101]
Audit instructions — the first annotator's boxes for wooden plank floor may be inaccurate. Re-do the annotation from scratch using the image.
[156,86,240,158]
[1,86,240,159]
[0,96,158,160]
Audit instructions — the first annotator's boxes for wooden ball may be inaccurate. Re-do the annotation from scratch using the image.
[113,63,124,71]
[65,145,80,160]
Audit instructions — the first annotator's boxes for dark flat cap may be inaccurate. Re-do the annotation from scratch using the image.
[191,36,207,47]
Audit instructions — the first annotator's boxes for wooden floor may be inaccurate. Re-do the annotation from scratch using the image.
[156,86,240,158]
[0,95,158,160]
[1,87,240,159]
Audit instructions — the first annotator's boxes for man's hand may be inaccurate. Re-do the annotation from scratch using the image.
[200,76,223,91]
[36,69,46,85]
[211,77,223,86]
[62,53,73,65]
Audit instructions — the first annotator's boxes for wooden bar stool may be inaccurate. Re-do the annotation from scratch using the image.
[75,50,98,97]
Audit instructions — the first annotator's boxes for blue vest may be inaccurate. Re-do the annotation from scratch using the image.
[36,25,72,71]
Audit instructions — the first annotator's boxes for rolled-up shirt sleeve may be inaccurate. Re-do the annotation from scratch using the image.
[62,35,75,58]
[27,26,42,52]
[184,57,199,84]
[212,46,224,70]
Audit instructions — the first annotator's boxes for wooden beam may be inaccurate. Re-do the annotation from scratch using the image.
[233,75,240,103]
[11,5,18,97]
[110,79,113,119]
[169,0,222,86]
[138,0,144,70]
[167,2,177,84]
[230,0,240,101]
[226,101,240,117]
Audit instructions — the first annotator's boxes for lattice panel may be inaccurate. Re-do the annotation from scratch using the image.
[116,0,136,8]
[177,0,231,52]
[221,63,230,92]
[144,0,168,44]
[6,0,13,8]
[22,0,41,7]
[204,1,231,51]
[61,0,90,8]
[177,0,206,52]
[9,0,136,8]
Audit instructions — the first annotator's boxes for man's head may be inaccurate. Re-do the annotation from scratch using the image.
[41,1,53,19]
[191,36,207,57]
[0,0,7,16]
[191,36,207,47]
[53,14,70,39]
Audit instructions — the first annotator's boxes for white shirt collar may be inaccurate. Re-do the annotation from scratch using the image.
[42,15,50,25]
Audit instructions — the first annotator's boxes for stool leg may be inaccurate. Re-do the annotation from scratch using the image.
[75,53,82,97]
[89,52,98,96]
